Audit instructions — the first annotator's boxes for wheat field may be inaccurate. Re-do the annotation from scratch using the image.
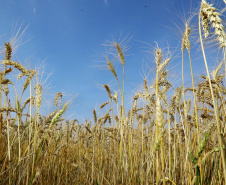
[1,0,226,184]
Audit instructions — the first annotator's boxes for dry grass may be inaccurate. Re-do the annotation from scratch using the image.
[1,0,226,184]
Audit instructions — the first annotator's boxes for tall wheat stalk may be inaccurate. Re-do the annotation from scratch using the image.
[199,0,226,180]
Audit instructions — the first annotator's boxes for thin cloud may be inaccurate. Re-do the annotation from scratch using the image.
[33,8,36,14]
[104,0,108,6]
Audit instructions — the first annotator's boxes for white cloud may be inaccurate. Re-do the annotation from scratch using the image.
[104,0,108,6]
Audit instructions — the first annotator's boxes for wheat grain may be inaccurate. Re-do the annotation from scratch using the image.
[100,101,109,109]
[201,0,226,46]
[2,60,28,74]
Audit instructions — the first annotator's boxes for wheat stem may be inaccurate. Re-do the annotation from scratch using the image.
[199,10,226,181]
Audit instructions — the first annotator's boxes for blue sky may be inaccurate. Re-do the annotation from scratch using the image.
[0,0,224,122]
